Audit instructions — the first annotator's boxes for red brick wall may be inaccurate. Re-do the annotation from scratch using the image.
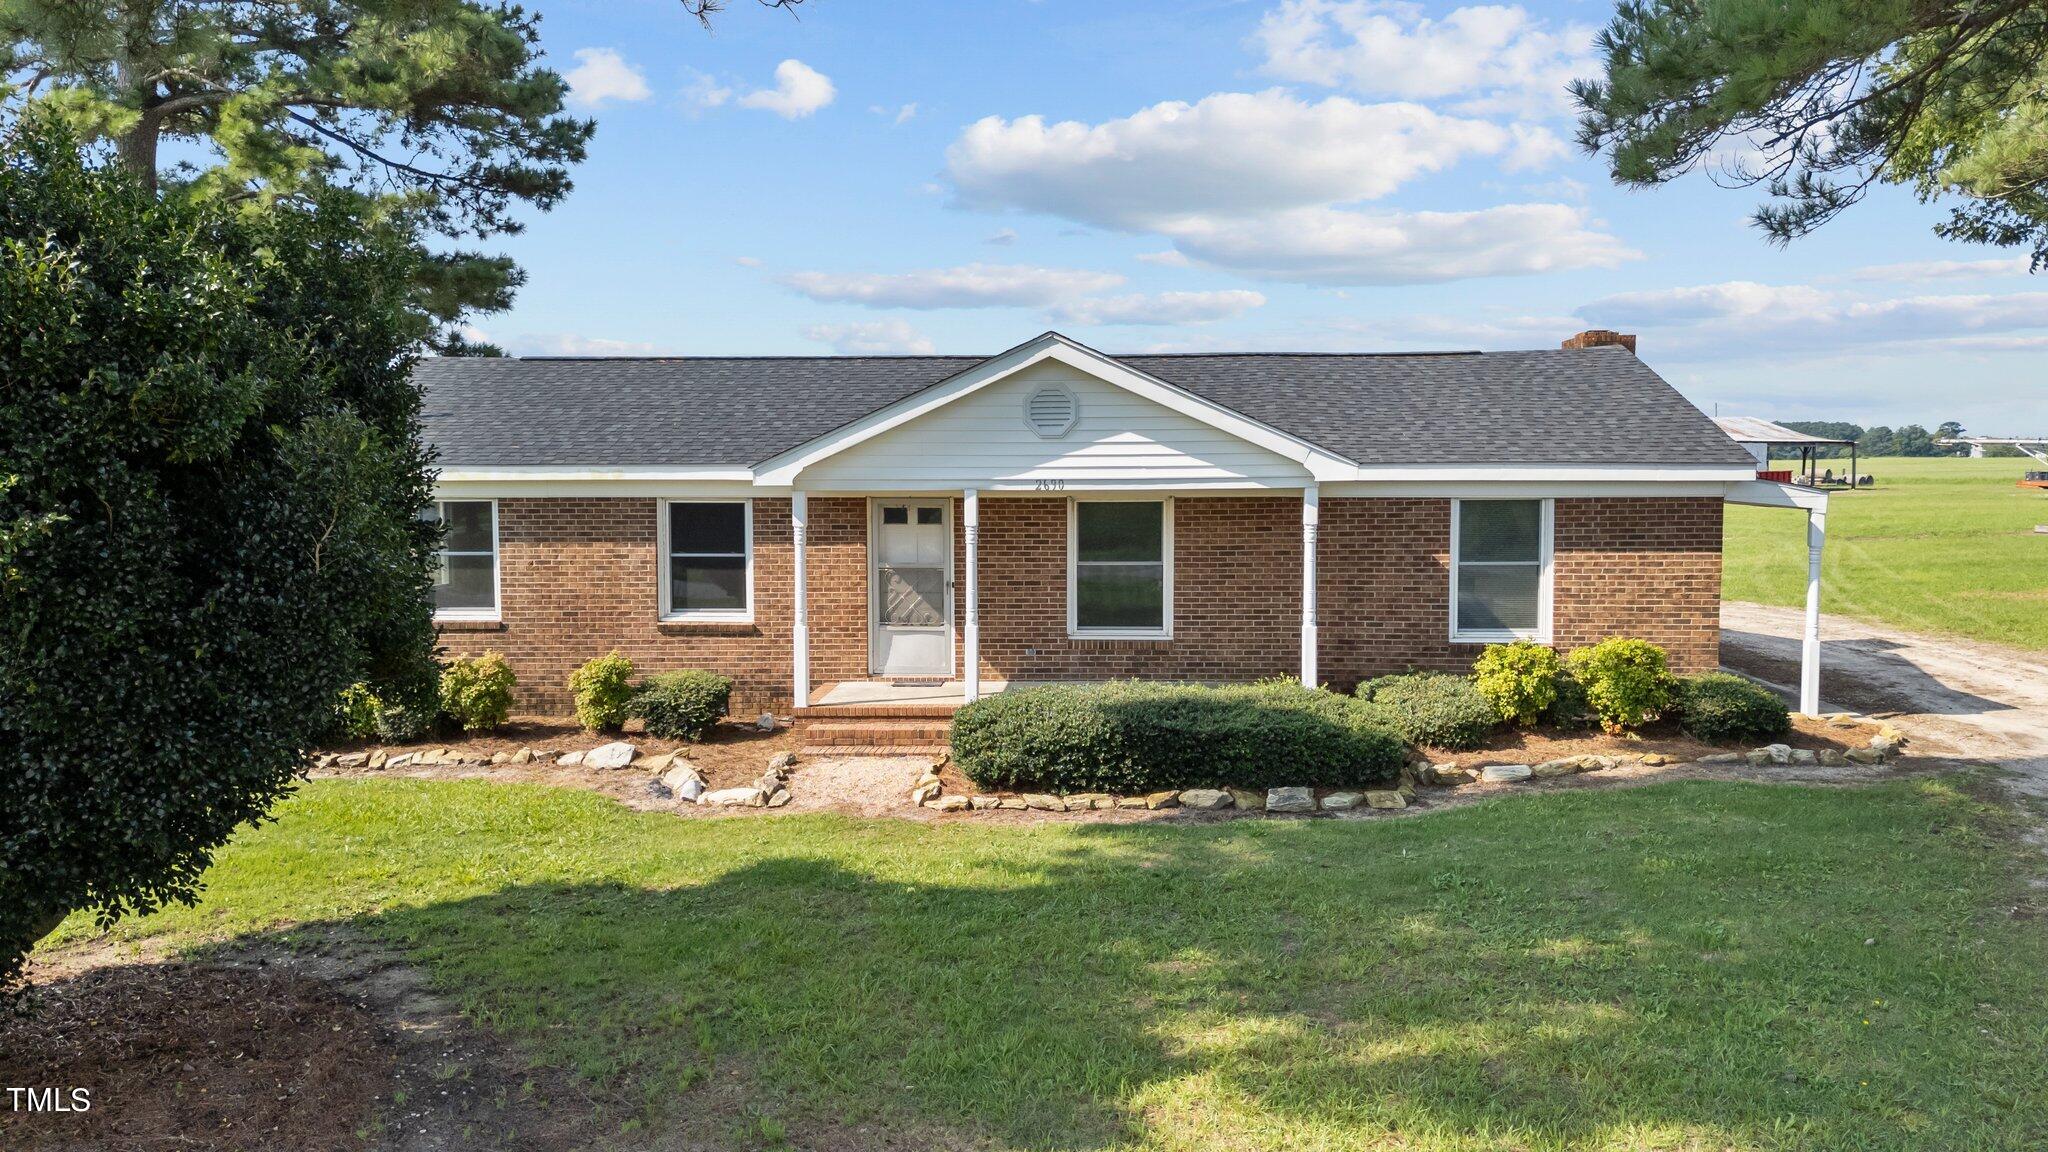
[1551,496,1723,673]
[437,497,795,715]
[1315,495,1723,688]
[969,495,1302,682]
[440,493,1722,713]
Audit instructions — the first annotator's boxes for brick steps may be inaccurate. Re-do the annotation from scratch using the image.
[800,743,950,758]
[796,715,952,757]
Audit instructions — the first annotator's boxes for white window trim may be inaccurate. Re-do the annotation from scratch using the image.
[1448,497,1553,644]
[659,498,755,623]
[1067,496,1174,640]
[432,499,500,622]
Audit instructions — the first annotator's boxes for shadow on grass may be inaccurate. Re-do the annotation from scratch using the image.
[172,781,2046,1151]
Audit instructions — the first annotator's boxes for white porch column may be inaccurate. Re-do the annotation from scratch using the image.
[1799,507,1826,715]
[1300,484,1319,687]
[791,490,810,709]
[963,488,981,702]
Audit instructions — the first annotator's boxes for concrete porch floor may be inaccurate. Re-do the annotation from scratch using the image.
[805,680,1018,709]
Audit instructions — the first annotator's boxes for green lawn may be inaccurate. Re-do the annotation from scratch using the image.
[1725,456,2048,651]
[48,776,2048,1150]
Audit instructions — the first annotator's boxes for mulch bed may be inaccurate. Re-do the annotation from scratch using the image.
[0,961,392,1152]
[1419,711,1870,768]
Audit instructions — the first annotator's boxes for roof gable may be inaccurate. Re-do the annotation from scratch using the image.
[753,332,1338,484]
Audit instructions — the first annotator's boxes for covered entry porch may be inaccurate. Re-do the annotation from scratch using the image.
[787,487,1324,712]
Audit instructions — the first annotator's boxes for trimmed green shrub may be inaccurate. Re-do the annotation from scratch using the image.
[1563,638,1676,734]
[439,652,515,732]
[950,679,1407,795]
[570,651,636,732]
[1677,673,1790,743]
[634,670,733,741]
[1358,672,1498,750]
[333,683,383,740]
[1471,641,1564,727]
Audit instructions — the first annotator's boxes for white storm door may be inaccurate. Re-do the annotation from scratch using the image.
[870,500,953,676]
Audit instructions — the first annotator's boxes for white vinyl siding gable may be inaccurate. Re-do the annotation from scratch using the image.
[795,361,1313,491]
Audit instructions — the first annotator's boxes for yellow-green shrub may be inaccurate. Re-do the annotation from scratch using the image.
[569,651,635,732]
[1471,641,1563,727]
[439,652,516,732]
[1563,638,1675,734]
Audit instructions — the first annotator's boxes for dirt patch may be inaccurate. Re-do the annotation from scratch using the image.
[3,934,632,1152]
[0,958,387,1151]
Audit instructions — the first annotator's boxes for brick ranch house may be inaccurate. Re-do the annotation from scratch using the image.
[420,329,1833,719]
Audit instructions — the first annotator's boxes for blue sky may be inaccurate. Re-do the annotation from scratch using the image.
[468,0,2048,434]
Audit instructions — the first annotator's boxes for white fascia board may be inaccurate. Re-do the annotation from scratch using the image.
[1725,479,1830,511]
[752,331,1346,486]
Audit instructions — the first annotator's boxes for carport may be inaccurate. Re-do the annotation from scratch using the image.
[1726,479,1831,715]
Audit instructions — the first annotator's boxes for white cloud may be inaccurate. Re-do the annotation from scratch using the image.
[733,255,763,267]
[985,228,1019,246]
[948,90,1509,227]
[1254,0,1598,116]
[869,102,918,124]
[1845,255,2032,282]
[564,48,651,111]
[683,70,732,112]
[1049,290,1267,326]
[506,332,669,356]
[1135,249,1192,267]
[1167,203,1637,285]
[1319,309,1579,348]
[944,89,1620,285]
[740,59,836,119]
[1577,279,2048,358]
[780,263,1126,309]
[803,320,938,355]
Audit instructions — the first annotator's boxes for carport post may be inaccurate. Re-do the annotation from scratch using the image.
[1301,484,1319,687]
[964,488,980,702]
[792,490,810,709]
[1800,507,1826,716]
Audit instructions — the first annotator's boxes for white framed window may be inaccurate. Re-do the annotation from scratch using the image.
[660,499,753,622]
[1068,497,1173,639]
[1449,498,1552,643]
[429,499,499,621]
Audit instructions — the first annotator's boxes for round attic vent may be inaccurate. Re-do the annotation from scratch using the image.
[1025,383,1078,438]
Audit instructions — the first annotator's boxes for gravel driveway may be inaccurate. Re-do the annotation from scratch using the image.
[1721,600,2048,799]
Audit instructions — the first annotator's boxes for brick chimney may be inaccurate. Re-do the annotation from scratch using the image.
[1562,329,1637,353]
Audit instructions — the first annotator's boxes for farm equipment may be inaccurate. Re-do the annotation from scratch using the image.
[1936,437,2048,488]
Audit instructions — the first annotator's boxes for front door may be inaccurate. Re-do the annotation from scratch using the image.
[870,500,953,677]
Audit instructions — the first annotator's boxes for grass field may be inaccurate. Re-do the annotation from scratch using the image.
[1724,456,2048,651]
[43,777,2048,1150]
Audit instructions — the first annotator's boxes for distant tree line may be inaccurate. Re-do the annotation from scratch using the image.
[1776,421,2024,458]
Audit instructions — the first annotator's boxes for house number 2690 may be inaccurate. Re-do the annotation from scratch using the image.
[1034,479,1067,491]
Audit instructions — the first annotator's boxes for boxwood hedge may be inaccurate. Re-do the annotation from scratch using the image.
[1357,672,1499,750]
[950,680,1407,794]
[1676,673,1791,743]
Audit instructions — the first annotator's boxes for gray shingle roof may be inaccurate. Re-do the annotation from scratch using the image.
[416,343,1753,469]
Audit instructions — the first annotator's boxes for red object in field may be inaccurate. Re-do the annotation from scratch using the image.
[1757,469,1794,483]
